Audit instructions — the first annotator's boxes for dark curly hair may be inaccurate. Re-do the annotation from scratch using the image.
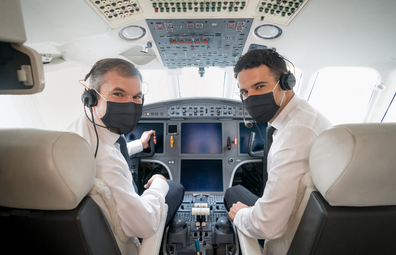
[234,49,287,80]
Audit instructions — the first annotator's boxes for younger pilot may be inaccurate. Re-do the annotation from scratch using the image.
[224,49,331,252]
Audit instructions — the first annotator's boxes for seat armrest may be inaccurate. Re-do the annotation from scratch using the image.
[140,204,168,255]
[237,229,261,255]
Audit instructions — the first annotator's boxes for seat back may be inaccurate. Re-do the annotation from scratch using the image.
[287,123,396,255]
[0,128,121,255]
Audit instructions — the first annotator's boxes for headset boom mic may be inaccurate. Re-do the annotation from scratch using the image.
[241,95,253,128]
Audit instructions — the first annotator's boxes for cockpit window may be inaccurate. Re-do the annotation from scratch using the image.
[140,69,171,104]
[307,67,381,125]
[141,67,304,103]
[141,67,228,104]
[381,93,396,122]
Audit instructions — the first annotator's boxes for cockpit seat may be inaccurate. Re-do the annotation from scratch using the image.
[237,123,396,255]
[0,128,166,255]
[0,128,120,254]
[287,123,396,255]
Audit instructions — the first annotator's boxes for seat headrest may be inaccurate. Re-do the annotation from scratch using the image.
[310,123,396,207]
[0,129,96,210]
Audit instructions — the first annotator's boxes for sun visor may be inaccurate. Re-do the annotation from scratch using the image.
[0,0,45,95]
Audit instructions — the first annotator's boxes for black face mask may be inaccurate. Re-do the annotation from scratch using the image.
[244,81,284,124]
[101,101,142,134]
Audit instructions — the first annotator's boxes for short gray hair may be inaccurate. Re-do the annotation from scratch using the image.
[87,58,142,94]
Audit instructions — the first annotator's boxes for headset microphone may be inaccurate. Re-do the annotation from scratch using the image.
[240,95,253,128]
[244,118,253,128]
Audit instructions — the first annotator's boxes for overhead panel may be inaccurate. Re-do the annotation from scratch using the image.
[255,0,309,25]
[85,0,145,28]
[147,18,253,68]
[150,0,248,13]
[85,0,309,28]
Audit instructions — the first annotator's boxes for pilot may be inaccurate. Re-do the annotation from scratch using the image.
[68,58,184,241]
[224,49,332,244]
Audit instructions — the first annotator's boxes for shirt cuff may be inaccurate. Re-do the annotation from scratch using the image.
[233,207,250,229]
[149,177,170,196]
[127,140,143,156]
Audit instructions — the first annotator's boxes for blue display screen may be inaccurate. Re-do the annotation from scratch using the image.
[180,160,223,192]
[239,122,268,154]
[127,122,164,154]
[181,123,222,154]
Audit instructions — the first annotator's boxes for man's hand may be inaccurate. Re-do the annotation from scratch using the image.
[228,202,250,222]
[144,174,167,189]
[140,130,156,149]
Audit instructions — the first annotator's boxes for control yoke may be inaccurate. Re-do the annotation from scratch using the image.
[248,132,264,157]
[133,136,155,158]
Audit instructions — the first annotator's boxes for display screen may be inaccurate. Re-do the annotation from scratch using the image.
[239,122,268,154]
[181,123,222,154]
[180,159,223,192]
[168,124,178,134]
[127,123,164,154]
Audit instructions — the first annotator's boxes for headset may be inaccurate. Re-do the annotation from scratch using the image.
[81,89,98,108]
[80,63,145,157]
[240,49,296,150]
[279,70,296,91]
[81,64,98,108]
[268,48,296,91]
[80,64,145,108]
[79,64,107,158]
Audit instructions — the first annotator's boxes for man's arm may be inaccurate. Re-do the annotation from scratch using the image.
[233,126,318,240]
[127,130,156,155]
[140,130,156,149]
[144,174,167,189]
[229,202,250,222]
[100,162,169,238]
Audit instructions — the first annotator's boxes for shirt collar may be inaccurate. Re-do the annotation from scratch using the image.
[271,94,300,130]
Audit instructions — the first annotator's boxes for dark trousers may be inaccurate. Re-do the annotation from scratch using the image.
[224,185,265,246]
[224,185,259,211]
[165,180,185,227]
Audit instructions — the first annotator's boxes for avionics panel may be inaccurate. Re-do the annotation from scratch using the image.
[147,18,253,68]
[180,159,223,192]
[239,122,268,153]
[181,123,222,154]
[136,98,258,195]
[127,122,164,154]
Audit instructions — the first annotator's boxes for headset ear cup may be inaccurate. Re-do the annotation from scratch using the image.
[81,89,98,107]
[287,73,296,90]
[279,71,296,90]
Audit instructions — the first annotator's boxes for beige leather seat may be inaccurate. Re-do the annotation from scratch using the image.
[0,128,166,255]
[237,123,396,255]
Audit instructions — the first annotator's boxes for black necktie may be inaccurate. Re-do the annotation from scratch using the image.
[117,135,138,192]
[262,125,276,190]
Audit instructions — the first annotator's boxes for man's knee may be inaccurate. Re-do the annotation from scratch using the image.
[224,185,243,201]
[167,180,185,201]
[168,180,184,192]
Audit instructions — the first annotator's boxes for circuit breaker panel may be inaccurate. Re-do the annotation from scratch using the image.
[147,18,253,68]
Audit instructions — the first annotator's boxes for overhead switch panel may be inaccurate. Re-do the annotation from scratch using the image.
[147,18,253,68]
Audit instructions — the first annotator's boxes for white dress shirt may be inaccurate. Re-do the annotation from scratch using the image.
[233,95,332,240]
[68,113,169,238]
